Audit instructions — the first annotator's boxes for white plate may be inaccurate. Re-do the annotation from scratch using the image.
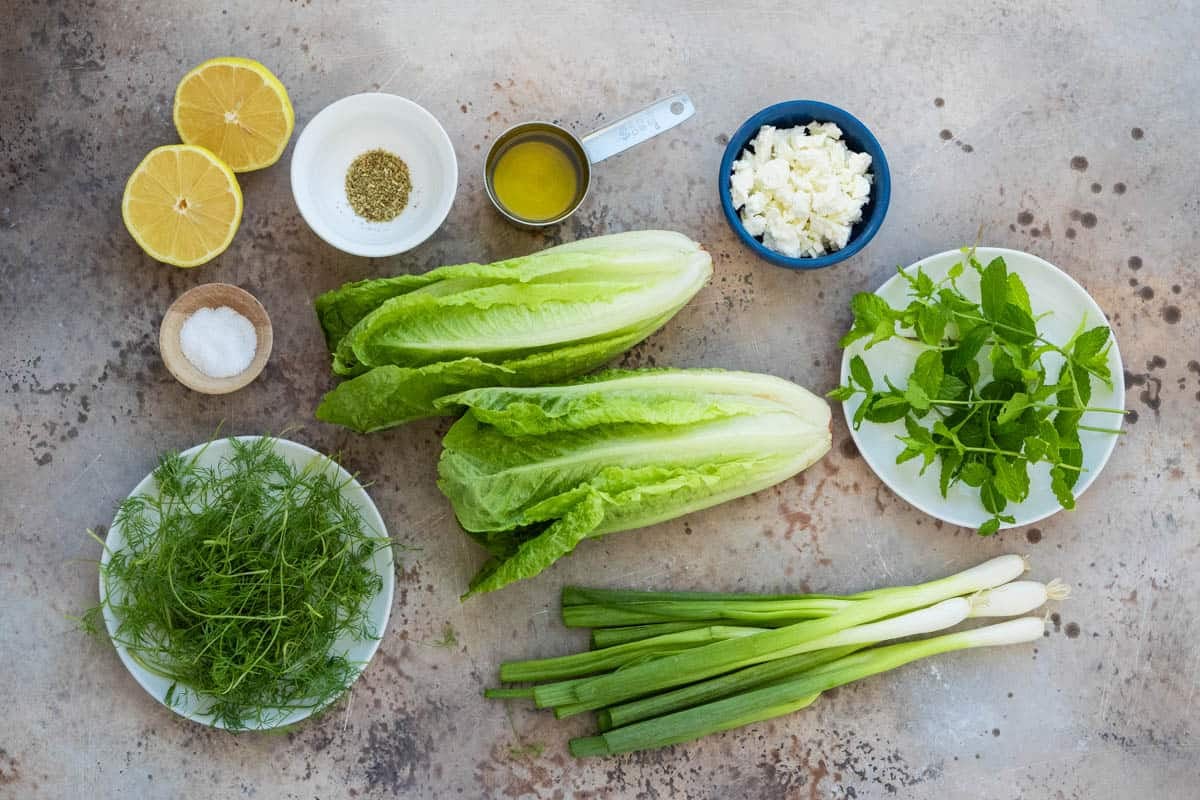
[840,248,1124,529]
[99,436,394,730]
[291,93,458,257]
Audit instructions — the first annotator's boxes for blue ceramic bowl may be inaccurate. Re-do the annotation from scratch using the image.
[719,100,890,270]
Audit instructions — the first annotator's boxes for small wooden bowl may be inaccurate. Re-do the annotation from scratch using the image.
[159,283,273,394]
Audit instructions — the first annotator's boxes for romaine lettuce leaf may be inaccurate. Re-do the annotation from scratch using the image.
[317,317,682,432]
[436,369,832,597]
[314,272,440,352]
[313,231,713,424]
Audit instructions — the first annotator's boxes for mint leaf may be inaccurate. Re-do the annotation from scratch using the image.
[904,415,934,445]
[840,327,870,348]
[992,455,1030,503]
[827,385,855,402]
[849,355,873,393]
[851,293,894,331]
[915,269,935,297]
[916,303,949,346]
[1073,362,1093,405]
[904,382,931,411]
[938,448,963,497]
[978,517,1001,536]
[938,374,968,400]
[989,348,1022,383]
[1037,420,1060,458]
[911,350,944,399]
[1072,325,1110,363]
[1007,273,1032,314]
[996,392,1030,425]
[980,479,1008,514]
[1055,432,1083,492]
[938,288,978,314]
[1050,466,1076,510]
[950,324,991,373]
[997,303,1037,346]
[840,294,895,347]
[852,393,872,429]
[932,419,960,448]
[960,461,991,487]
[1024,436,1048,463]
[866,395,911,423]
[980,257,1009,321]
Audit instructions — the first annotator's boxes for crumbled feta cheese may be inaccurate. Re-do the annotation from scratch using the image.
[729,122,873,258]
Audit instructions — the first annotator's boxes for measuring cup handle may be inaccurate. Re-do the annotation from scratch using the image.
[580,93,696,164]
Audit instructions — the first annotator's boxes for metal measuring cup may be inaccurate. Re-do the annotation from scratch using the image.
[484,93,696,228]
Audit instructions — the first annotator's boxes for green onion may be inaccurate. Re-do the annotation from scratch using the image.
[590,621,723,648]
[562,556,1025,713]
[561,586,850,628]
[594,645,861,730]
[499,625,764,683]
[487,556,1064,758]
[540,596,971,715]
[578,578,1067,644]
[967,579,1070,617]
[569,617,1046,756]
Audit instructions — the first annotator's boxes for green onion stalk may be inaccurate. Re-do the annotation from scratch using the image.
[486,556,1066,758]
[570,617,1046,757]
[545,555,1026,713]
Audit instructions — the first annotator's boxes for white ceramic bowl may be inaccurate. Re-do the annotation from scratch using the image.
[100,436,394,730]
[840,247,1124,530]
[291,93,457,257]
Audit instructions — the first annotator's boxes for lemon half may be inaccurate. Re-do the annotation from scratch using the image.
[173,57,294,173]
[121,144,243,268]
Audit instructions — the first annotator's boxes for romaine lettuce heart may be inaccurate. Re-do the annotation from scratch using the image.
[436,369,832,597]
[313,231,713,427]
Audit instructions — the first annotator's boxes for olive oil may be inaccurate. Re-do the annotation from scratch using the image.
[491,138,580,222]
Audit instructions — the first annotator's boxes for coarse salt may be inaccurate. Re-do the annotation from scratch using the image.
[179,306,257,379]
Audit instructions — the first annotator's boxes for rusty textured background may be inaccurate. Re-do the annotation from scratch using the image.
[2,1,1197,797]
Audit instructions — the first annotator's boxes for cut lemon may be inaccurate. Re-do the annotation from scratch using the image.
[122,144,243,268]
[173,57,294,172]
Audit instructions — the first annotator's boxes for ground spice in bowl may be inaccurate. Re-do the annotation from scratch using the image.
[345,149,412,222]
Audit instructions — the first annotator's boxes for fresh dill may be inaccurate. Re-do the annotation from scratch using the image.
[85,436,387,729]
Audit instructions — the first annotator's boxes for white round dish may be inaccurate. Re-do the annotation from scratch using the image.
[99,436,394,730]
[840,247,1124,530]
[291,93,457,257]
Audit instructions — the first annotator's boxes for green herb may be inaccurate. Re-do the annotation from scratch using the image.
[829,250,1124,534]
[84,437,386,730]
[345,149,412,222]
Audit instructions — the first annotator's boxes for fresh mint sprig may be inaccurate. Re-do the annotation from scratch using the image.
[830,251,1125,535]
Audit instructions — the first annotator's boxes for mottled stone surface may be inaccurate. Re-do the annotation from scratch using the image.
[2,1,1197,798]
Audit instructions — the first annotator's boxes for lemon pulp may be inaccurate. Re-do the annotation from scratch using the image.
[122,144,243,267]
[492,139,579,221]
[173,57,294,173]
